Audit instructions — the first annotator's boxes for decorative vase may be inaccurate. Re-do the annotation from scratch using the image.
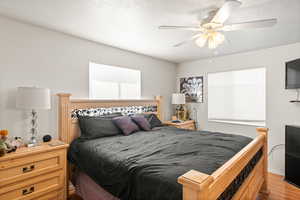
[0,129,9,157]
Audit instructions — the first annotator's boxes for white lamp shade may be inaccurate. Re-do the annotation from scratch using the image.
[16,87,51,110]
[172,93,186,104]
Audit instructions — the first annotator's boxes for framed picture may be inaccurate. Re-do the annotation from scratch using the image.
[180,76,203,103]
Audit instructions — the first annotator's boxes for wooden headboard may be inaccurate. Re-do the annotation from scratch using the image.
[57,93,163,144]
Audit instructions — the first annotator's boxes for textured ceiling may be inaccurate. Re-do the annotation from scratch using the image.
[0,0,299,63]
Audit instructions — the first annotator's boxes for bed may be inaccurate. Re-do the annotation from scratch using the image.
[57,93,269,200]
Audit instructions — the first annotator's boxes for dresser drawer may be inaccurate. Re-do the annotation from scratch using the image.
[32,190,64,200]
[179,124,194,130]
[174,124,195,130]
[0,170,64,200]
[0,149,66,186]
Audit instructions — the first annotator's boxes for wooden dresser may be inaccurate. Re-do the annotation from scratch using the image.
[0,140,68,200]
[164,120,196,130]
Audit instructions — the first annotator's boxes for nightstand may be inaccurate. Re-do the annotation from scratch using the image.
[164,120,196,130]
[0,140,68,200]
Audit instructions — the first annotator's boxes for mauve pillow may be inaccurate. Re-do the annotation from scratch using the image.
[78,113,123,139]
[113,116,140,136]
[131,116,151,131]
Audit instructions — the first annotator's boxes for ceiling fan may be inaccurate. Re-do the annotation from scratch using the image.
[159,0,277,49]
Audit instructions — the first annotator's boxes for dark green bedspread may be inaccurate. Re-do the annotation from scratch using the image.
[68,126,252,200]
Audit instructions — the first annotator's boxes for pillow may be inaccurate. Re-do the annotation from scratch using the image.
[148,114,163,128]
[131,116,151,131]
[134,113,163,128]
[112,116,140,136]
[78,113,122,139]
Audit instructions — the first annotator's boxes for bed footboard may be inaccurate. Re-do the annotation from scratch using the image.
[178,128,269,200]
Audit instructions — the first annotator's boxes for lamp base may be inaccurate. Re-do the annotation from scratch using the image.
[27,109,39,147]
[175,105,188,121]
[27,136,38,147]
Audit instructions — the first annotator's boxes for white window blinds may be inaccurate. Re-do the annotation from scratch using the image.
[89,62,141,99]
[208,67,266,126]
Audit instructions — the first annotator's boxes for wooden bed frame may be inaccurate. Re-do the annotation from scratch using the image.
[57,93,269,200]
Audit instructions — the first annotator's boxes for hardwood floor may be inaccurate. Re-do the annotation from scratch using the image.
[69,173,300,200]
[260,173,300,200]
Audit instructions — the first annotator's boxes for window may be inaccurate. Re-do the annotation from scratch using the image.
[89,62,141,99]
[208,68,266,126]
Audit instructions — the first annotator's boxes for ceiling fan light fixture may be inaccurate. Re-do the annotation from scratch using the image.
[194,31,224,49]
[214,32,225,44]
[160,0,277,49]
[195,34,208,47]
[208,35,219,49]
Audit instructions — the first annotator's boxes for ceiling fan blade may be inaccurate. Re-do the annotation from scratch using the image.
[211,0,242,24]
[159,26,201,31]
[220,18,277,31]
[173,34,202,47]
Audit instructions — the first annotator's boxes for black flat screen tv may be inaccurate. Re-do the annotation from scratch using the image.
[286,58,300,89]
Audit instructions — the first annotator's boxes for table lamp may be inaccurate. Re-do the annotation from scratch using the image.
[16,87,51,147]
[172,93,186,121]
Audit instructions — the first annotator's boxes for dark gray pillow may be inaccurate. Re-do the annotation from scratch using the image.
[112,116,140,136]
[131,116,151,131]
[78,113,122,139]
[134,113,163,129]
[148,114,163,128]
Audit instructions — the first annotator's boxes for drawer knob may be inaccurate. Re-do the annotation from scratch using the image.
[22,165,35,173]
[22,186,34,195]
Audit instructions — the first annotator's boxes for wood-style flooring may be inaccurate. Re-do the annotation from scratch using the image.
[69,173,300,200]
[259,173,300,200]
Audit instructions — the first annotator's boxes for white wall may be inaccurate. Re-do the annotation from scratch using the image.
[177,42,300,175]
[0,17,176,141]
